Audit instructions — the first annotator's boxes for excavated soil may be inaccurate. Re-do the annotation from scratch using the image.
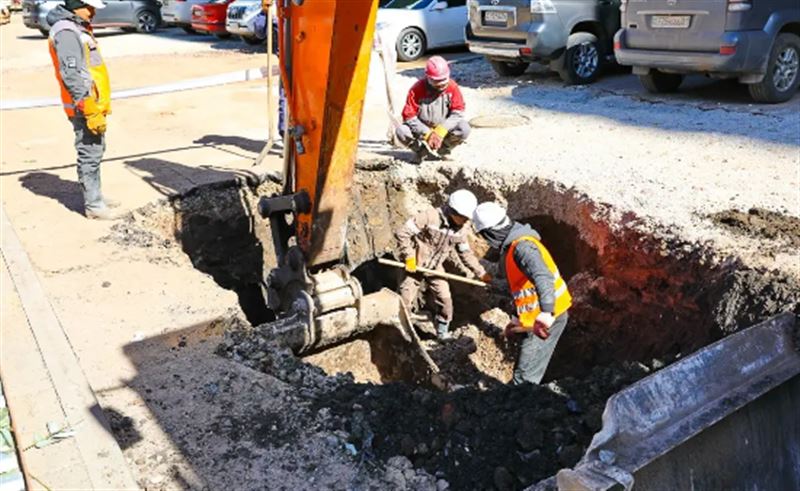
[107,161,800,490]
[709,207,800,248]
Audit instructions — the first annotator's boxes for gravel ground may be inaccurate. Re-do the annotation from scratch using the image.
[368,58,800,278]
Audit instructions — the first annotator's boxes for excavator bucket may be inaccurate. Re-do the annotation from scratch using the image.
[547,313,800,491]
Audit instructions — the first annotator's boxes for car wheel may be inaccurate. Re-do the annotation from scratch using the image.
[557,32,603,85]
[214,32,232,39]
[639,70,684,93]
[182,26,197,34]
[136,9,159,33]
[396,27,425,62]
[748,33,800,104]
[240,35,263,45]
[489,60,530,77]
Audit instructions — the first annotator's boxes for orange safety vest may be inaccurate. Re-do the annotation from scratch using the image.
[505,235,572,328]
[48,21,111,117]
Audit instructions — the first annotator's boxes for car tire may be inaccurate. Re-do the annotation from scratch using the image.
[39,27,49,37]
[240,35,263,45]
[182,26,197,34]
[489,60,530,77]
[639,70,684,93]
[748,33,800,104]
[136,9,159,33]
[396,27,426,62]
[214,32,232,39]
[557,32,603,85]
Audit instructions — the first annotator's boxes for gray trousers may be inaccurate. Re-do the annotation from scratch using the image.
[70,116,106,211]
[513,312,569,385]
[395,119,471,155]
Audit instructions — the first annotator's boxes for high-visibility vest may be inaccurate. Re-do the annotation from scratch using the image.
[48,21,111,118]
[505,235,572,327]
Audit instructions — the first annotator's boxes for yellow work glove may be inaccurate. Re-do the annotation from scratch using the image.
[432,125,448,138]
[86,112,107,135]
[405,257,417,273]
[79,97,108,135]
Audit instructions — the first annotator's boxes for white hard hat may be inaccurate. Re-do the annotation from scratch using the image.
[82,0,106,9]
[473,202,508,232]
[447,189,478,218]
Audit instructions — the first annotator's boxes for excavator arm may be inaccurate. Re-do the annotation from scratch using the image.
[256,0,439,384]
[267,0,377,267]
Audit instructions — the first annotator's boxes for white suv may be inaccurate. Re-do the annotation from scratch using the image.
[225,0,263,45]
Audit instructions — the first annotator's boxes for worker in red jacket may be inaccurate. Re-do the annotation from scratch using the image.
[396,56,470,163]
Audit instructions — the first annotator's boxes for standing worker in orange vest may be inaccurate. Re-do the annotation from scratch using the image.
[47,0,117,219]
[473,202,572,385]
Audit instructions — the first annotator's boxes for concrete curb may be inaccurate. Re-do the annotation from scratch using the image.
[0,207,140,490]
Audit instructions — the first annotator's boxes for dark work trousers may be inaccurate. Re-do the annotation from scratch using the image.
[512,312,569,385]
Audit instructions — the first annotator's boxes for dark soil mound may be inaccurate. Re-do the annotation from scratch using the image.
[710,208,800,247]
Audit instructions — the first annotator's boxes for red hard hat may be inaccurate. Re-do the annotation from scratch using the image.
[425,56,450,81]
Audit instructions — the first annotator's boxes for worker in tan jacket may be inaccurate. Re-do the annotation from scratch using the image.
[396,190,490,340]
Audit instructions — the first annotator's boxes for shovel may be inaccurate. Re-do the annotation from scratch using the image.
[377,258,488,287]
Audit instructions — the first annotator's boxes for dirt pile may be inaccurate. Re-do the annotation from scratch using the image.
[710,207,800,248]
[216,321,663,490]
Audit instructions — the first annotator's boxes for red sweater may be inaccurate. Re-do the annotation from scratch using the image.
[401,79,465,135]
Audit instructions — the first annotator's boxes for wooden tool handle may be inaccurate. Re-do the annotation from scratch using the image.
[377,258,487,288]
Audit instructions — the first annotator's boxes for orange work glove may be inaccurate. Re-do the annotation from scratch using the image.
[405,257,417,273]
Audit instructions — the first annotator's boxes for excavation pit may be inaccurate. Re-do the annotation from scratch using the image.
[108,162,800,490]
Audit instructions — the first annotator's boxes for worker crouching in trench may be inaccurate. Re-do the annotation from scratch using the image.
[473,202,572,385]
[397,190,491,341]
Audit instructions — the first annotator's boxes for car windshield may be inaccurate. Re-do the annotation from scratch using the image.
[382,0,434,9]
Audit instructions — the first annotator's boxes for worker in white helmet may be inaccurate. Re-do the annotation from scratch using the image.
[396,190,491,340]
[473,202,572,384]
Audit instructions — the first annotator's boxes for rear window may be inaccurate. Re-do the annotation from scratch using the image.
[383,0,434,9]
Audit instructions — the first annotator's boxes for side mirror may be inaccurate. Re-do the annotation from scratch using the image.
[432,1,447,11]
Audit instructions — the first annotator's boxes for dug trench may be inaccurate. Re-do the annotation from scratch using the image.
[107,162,800,490]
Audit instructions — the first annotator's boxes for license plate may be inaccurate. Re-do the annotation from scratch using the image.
[484,10,508,25]
[651,15,690,29]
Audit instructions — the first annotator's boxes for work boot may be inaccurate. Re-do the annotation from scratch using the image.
[436,321,451,341]
[85,206,120,221]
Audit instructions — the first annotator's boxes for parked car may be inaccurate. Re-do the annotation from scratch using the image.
[466,0,621,84]
[615,0,800,103]
[377,0,468,62]
[161,0,205,33]
[191,0,233,38]
[225,0,262,45]
[22,0,161,35]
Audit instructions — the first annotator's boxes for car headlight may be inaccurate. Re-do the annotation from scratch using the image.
[530,0,556,14]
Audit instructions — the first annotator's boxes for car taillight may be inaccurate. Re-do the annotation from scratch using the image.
[720,44,736,55]
[519,47,532,56]
[614,40,621,51]
[727,0,751,12]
